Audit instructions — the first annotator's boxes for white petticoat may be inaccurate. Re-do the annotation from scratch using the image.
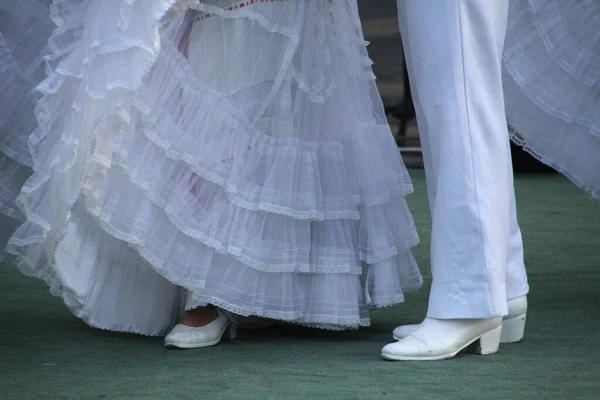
[0,0,422,335]
[504,0,600,198]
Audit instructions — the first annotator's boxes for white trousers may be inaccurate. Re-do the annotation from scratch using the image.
[396,0,529,318]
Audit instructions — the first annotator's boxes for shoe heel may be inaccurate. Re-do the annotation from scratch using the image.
[500,312,526,343]
[228,322,238,340]
[218,309,238,340]
[468,325,501,355]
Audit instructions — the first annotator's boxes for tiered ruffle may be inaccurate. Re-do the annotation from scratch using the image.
[1,0,422,335]
[504,0,600,198]
[0,0,56,261]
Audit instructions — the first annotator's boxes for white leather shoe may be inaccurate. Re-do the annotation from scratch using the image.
[164,310,237,349]
[381,317,502,361]
[498,295,527,343]
[392,295,528,343]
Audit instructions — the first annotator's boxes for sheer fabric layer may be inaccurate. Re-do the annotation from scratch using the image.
[0,0,54,261]
[0,0,422,335]
[503,0,600,198]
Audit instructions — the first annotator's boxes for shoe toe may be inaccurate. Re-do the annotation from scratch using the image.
[165,325,205,345]
[392,322,423,340]
[382,336,430,359]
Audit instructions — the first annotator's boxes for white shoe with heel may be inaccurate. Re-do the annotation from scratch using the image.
[164,309,237,349]
[391,295,528,343]
[381,317,502,361]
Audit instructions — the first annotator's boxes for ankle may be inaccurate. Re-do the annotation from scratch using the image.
[180,306,219,327]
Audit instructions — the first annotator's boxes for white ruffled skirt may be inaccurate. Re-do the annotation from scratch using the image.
[504,0,600,198]
[0,0,422,335]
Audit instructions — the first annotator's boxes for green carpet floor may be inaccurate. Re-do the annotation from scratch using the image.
[1,169,599,400]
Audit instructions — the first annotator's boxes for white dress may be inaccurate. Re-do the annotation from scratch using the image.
[0,0,422,335]
[504,0,600,198]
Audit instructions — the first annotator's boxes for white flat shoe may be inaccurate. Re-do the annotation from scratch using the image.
[381,317,502,361]
[392,295,528,343]
[164,310,237,349]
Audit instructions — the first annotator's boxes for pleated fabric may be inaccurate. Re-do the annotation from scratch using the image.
[0,0,422,335]
[504,0,600,198]
[0,0,52,263]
